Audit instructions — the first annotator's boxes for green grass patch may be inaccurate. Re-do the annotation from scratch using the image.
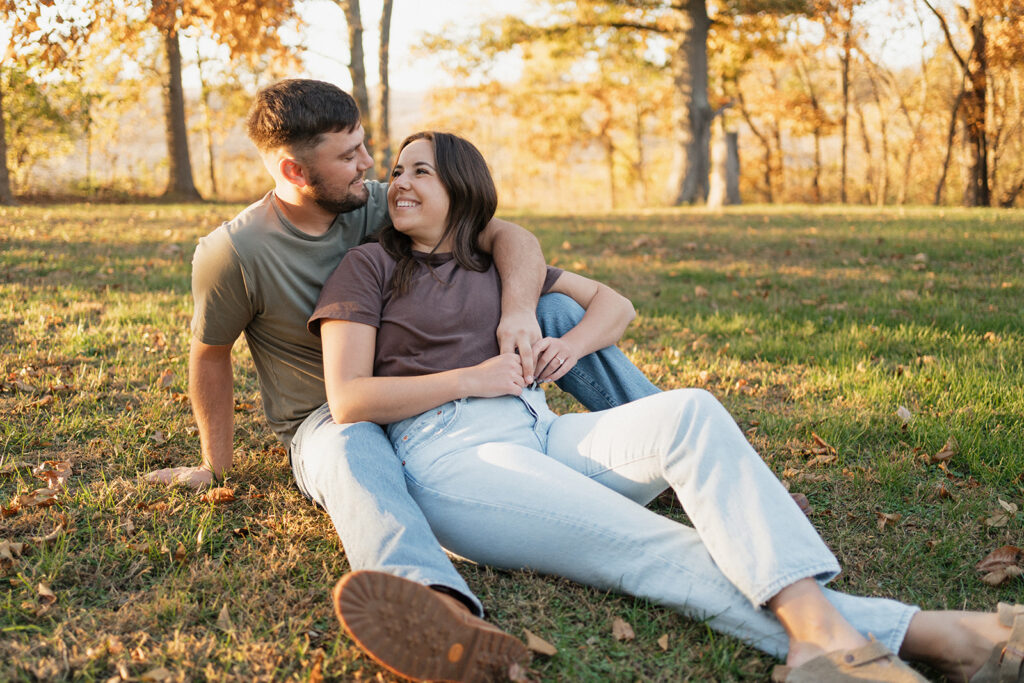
[2,203,1022,681]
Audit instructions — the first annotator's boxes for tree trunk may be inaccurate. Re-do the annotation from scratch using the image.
[961,8,989,206]
[669,0,711,205]
[161,24,201,200]
[935,89,965,205]
[196,51,218,197]
[736,89,773,202]
[0,77,16,205]
[338,0,375,176]
[840,28,851,204]
[376,0,394,178]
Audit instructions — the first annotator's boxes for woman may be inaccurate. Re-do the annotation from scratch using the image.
[309,131,1021,682]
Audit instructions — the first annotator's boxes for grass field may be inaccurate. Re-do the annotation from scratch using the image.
[1,202,1022,682]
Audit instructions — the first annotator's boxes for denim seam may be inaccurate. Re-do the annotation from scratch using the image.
[561,367,617,411]
[393,401,462,460]
[581,452,660,479]
[403,474,737,597]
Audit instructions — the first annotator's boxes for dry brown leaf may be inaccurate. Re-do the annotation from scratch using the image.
[127,541,149,553]
[157,369,175,389]
[19,488,58,508]
[806,454,838,468]
[657,633,670,651]
[790,493,813,516]
[810,432,836,454]
[694,286,710,298]
[33,460,72,489]
[523,629,557,656]
[985,512,1011,528]
[149,431,167,445]
[216,603,233,632]
[976,545,1023,573]
[930,437,958,464]
[1,540,25,572]
[508,661,533,682]
[232,527,252,537]
[875,511,902,531]
[1,502,19,518]
[161,543,187,563]
[611,617,635,642]
[37,582,57,605]
[308,648,325,683]
[141,667,173,682]
[30,524,64,545]
[201,487,236,504]
[998,498,1018,514]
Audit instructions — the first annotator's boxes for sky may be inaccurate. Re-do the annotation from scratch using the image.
[293,0,529,93]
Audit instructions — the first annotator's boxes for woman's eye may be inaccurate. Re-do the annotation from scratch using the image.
[391,169,402,178]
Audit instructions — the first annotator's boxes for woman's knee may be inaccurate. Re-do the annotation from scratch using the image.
[536,292,584,338]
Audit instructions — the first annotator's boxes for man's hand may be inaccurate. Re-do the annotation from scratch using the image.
[496,311,542,384]
[144,465,216,489]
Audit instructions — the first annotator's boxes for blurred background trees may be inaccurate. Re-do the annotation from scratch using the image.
[0,0,1022,208]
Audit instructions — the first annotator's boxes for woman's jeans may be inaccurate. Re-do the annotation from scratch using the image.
[387,388,918,659]
[289,293,659,617]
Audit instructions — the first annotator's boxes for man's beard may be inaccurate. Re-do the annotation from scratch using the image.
[307,169,370,214]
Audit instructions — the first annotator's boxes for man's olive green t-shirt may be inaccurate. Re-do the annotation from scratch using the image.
[190,182,389,447]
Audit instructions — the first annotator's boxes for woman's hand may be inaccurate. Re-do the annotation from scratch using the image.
[460,353,527,398]
[532,337,578,383]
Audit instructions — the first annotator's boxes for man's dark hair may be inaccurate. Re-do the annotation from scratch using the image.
[246,79,360,156]
[379,131,496,295]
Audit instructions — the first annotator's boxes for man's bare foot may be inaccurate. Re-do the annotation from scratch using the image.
[143,465,215,489]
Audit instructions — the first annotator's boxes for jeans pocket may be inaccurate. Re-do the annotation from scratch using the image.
[388,401,461,459]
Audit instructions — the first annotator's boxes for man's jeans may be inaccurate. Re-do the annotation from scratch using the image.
[387,387,918,658]
[289,293,658,617]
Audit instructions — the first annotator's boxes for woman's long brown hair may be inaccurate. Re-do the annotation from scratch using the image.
[378,131,497,295]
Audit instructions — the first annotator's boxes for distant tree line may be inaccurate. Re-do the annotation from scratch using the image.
[0,0,1021,208]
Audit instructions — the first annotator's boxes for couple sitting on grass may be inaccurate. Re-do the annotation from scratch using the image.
[148,80,1023,683]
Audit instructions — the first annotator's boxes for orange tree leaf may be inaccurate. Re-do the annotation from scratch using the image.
[33,460,72,489]
[19,488,58,508]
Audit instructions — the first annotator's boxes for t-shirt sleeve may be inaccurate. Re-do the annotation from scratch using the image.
[542,265,564,294]
[308,247,386,336]
[191,227,253,346]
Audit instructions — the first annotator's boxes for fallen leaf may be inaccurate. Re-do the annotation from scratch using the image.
[127,541,149,552]
[523,629,557,656]
[508,661,532,682]
[216,603,233,632]
[19,488,58,508]
[149,431,167,445]
[790,493,813,516]
[0,540,25,571]
[875,511,902,531]
[1,503,19,518]
[929,437,958,464]
[30,524,64,545]
[232,527,251,537]
[612,617,635,642]
[694,286,710,298]
[157,369,175,389]
[985,512,1011,528]
[201,487,236,504]
[141,667,173,682]
[896,289,919,302]
[309,648,325,683]
[161,543,187,562]
[998,498,1018,514]
[33,460,72,489]
[896,406,913,424]
[806,454,837,468]
[657,633,670,651]
[37,582,57,605]
[976,546,1024,587]
[810,432,836,454]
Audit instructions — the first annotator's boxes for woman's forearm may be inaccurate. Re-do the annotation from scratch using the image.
[328,371,466,425]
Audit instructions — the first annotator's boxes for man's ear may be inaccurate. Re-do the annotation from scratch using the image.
[279,156,308,188]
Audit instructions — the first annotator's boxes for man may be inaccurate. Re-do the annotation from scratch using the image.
[146,79,657,681]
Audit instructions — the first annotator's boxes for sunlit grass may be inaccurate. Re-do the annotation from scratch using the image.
[2,202,1022,681]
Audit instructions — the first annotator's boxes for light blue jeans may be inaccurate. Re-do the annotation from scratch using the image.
[387,388,919,659]
[289,293,658,617]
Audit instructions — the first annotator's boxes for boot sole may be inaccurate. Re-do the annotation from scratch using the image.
[333,571,529,682]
